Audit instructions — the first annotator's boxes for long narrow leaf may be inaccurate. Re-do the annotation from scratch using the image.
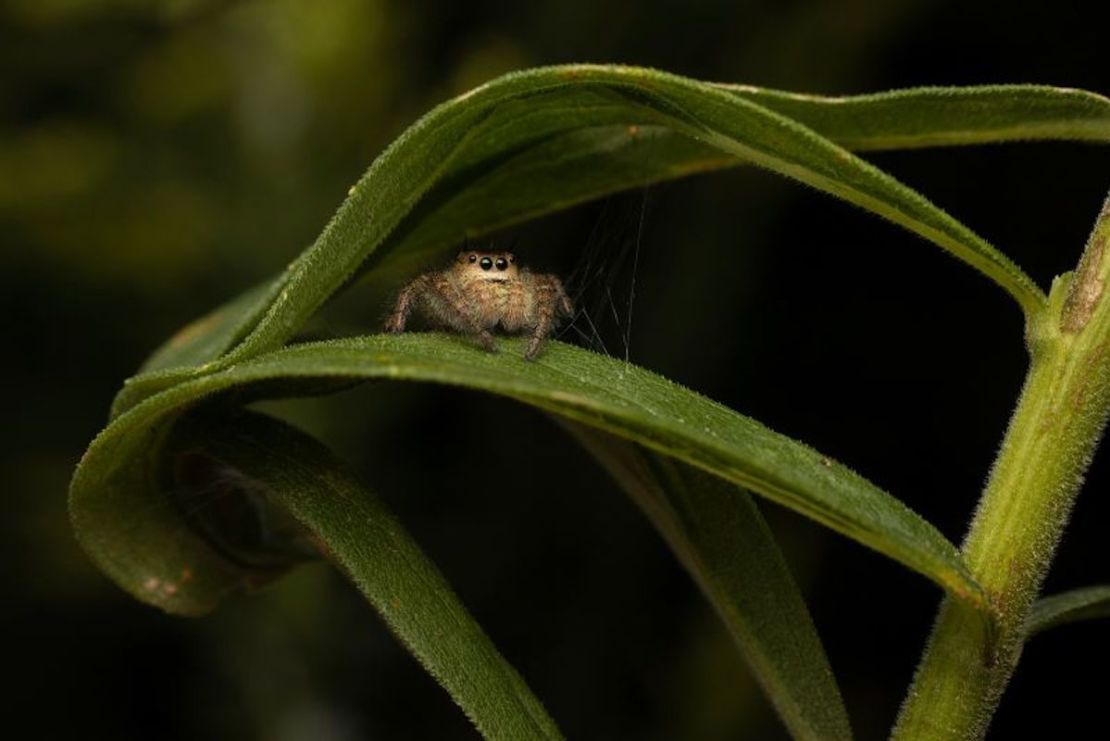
[113,69,1110,412]
[1027,585,1110,637]
[72,334,988,619]
[169,411,563,740]
[726,84,1110,150]
[567,423,851,741]
[219,68,1059,355]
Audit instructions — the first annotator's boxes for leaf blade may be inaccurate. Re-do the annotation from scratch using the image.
[227,66,1043,357]
[568,424,852,741]
[725,84,1110,151]
[1026,585,1110,638]
[74,334,989,618]
[113,75,1110,414]
[170,411,564,741]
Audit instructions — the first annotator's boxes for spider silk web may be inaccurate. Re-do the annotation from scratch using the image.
[559,187,651,364]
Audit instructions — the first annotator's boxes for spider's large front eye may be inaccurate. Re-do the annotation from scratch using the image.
[479,256,493,270]
[495,257,508,271]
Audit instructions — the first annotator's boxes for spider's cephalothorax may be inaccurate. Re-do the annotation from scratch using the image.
[385,249,574,360]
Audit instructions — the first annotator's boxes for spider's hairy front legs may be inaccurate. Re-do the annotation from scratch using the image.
[385,274,496,351]
[383,278,422,333]
[524,275,574,361]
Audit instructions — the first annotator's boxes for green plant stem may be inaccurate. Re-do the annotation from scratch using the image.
[893,192,1110,740]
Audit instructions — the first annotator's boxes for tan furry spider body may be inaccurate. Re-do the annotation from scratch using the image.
[385,249,573,360]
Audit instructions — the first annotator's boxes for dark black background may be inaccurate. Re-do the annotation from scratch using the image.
[3,0,1108,738]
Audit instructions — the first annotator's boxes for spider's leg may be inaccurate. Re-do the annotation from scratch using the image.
[384,275,430,333]
[553,276,574,317]
[524,281,563,361]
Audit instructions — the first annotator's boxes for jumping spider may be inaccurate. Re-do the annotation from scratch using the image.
[385,249,573,360]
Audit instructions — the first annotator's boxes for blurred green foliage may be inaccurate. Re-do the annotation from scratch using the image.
[4,1,1108,739]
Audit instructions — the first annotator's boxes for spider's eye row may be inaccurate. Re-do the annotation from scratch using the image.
[479,256,493,270]
[495,258,508,270]
[468,254,477,263]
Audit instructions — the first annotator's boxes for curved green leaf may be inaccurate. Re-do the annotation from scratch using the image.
[218,69,1065,351]
[567,424,852,741]
[169,411,562,740]
[1027,585,1110,638]
[114,69,1110,412]
[73,334,988,620]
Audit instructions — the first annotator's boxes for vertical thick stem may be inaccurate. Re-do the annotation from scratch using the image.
[894,193,1110,740]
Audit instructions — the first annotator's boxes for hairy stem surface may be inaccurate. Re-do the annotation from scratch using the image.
[894,192,1110,739]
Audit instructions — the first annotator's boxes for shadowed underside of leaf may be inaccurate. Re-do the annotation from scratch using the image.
[567,424,852,741]
[169,411,563,741]
[1026,585,1110,637]
[118,70,1110,410]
